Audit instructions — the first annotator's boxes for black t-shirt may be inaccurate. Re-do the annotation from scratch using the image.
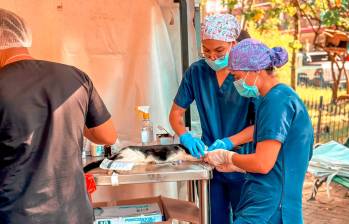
[0,60,111,224]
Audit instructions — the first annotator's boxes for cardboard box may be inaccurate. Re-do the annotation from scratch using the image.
[94,203,163,223]
[93,196,200,224]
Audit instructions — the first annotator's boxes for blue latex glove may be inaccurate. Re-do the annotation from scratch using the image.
[179,132,205,158]
[207,138,234,151]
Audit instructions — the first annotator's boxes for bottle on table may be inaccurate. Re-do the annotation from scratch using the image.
[138,105,154,146]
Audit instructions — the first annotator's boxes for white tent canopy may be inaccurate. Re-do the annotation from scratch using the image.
[1,0,199,143]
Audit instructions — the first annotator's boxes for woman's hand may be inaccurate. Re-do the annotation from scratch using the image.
[204,149,235,166]
[216,164,246,173]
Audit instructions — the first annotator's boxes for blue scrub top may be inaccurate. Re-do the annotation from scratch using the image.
[236,84,313,224]
[174,59,255,150]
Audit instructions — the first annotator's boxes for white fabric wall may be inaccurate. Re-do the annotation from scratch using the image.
[1,0,200,201]
[1,0,200,142]
[156,0,202,136]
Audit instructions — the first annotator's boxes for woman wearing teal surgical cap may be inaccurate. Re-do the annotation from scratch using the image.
[169,14,257,223]
[205,38,314,224]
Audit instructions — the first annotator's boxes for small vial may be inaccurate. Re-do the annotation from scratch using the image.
[104,145,112,158]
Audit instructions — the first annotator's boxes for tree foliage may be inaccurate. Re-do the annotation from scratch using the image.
[223,0,349,100]
[223,0,349,33]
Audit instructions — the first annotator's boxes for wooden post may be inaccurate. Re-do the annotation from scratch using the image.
[290,0,301,90]
[316,96,323,143]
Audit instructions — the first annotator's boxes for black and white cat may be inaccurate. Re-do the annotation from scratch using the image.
[83,144,199,172]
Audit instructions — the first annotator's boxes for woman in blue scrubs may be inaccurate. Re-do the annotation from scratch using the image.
[169,15,256,223]
[205,38,314,224]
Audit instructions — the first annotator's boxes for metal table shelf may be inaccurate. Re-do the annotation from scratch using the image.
[84,156,213,224]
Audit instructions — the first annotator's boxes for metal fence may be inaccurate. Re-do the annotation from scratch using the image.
[304,96,349,144]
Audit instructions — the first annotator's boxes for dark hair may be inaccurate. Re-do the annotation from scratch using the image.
[265,67,275,75]
[236,30,251,42]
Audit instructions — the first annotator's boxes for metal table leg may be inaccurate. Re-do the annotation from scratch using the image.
[198,179,210,224]
[187,180,195,203]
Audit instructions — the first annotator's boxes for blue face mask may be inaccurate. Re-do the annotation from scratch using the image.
[233,73,260,98]
[205,53,229,71]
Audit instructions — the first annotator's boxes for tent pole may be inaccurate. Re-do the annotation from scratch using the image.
[174,0,191,130]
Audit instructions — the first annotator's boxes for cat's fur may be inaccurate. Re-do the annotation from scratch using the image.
[83,144,199,172]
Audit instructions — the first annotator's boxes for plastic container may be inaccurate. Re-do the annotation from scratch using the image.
[141,119,154,145]
[90,143,104,157]
[156,133,174,145]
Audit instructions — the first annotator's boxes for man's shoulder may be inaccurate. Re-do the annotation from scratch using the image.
[37,60,90,81]
[40,60,85,74]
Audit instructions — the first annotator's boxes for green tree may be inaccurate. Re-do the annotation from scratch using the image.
[295,0,349,102]
[224,0,349,101]
[223,0,303,89]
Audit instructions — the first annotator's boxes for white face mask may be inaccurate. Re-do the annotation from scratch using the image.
[233,72,260,98]
[205,53,230,71]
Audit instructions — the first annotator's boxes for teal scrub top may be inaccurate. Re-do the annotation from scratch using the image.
[236,84,314,224]
[174,59,256,150]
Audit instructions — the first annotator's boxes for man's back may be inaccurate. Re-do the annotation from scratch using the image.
[0,60,109,224]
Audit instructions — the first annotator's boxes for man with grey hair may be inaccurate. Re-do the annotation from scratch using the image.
[0,8,117,223]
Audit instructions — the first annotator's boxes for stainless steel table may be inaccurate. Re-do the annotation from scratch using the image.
[84,156,213,224]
